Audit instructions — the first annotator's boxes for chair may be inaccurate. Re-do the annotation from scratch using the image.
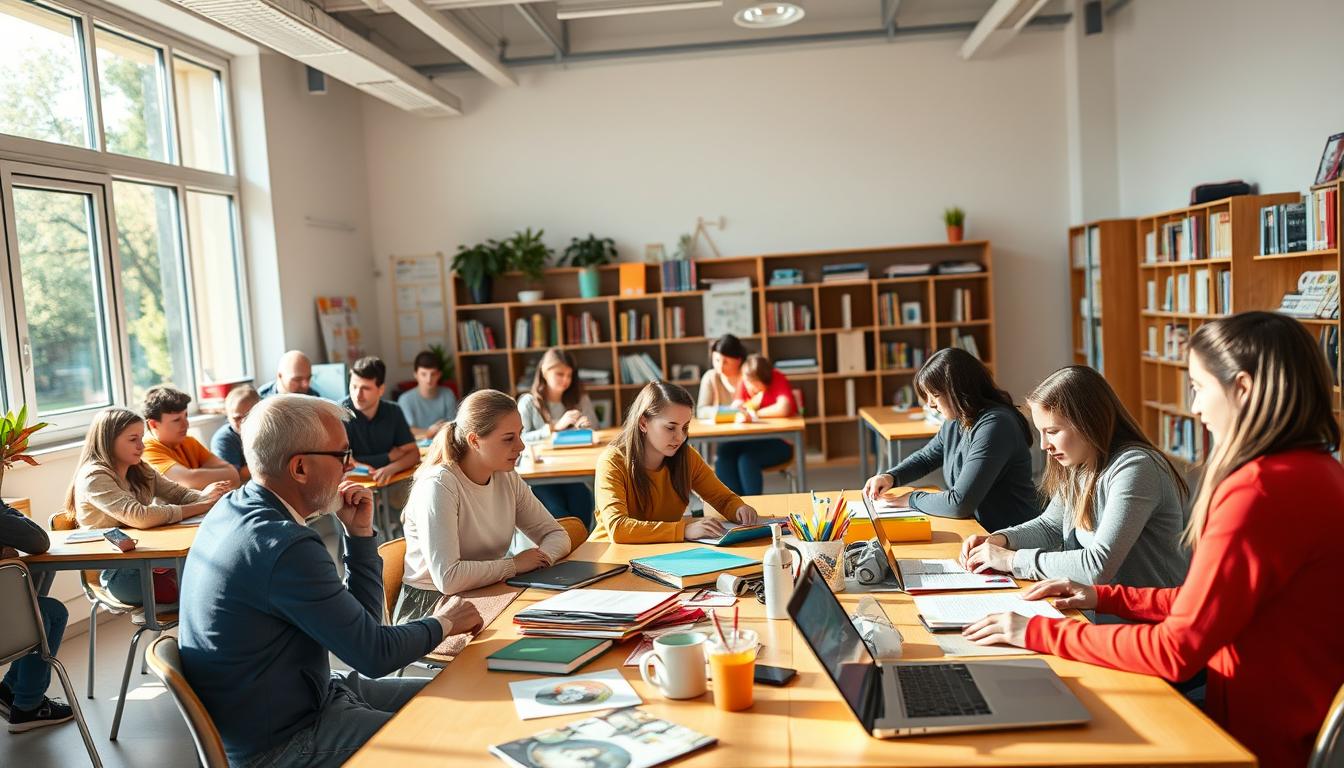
[555,516,589,552]
[0,559,102,767]
[1311,683,1344,768]
[50,512,177,740]
[376,538,451,670]
[762,447,800,494]
[144,635,228,768]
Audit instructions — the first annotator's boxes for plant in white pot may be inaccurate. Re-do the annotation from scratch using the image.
[562,234,617,299]
[502,228,553,302]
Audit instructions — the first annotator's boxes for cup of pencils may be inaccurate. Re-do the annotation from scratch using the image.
[785,493,851,592]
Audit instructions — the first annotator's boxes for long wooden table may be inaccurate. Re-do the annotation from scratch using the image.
[348,490,1253,767]
[515,428,621,488]
[858,406,941,483]
[689,417,808,490]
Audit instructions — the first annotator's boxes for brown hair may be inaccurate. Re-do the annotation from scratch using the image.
[1184,311,1339,547]
[611,381,696,511]
[350,356,387,386]
[142,386,191,422]
[742,354,773,385]
[915,348,1029,436]
[425,389,519,467]
[65,408,157,513]
[528,348,584,426]
[1027,366,1187,532]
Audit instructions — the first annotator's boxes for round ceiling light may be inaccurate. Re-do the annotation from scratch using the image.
[733,2,805,29]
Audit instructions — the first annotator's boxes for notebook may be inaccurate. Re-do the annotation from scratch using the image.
[490,708,715,768]
[913,593,1065,631]
[895,558,1015,593]
[65,528,112,544]
[505,561,628,591]
[486,637,612,675]
[629,548,761,589]
[688,520,781,547]
[552,429,595,448]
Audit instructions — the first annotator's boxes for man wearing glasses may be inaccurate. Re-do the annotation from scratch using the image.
[179,394,482,768]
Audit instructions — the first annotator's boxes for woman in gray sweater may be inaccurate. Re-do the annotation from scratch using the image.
[962,366,1189,600]
[516,348,597,528]
[863,348,1040,531]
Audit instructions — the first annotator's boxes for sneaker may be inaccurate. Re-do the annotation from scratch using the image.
[8,697,74,733]
[0,681,13,720]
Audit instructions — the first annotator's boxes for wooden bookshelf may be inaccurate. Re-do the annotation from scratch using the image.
[1067,219,1140,414]
[450,241,996,463]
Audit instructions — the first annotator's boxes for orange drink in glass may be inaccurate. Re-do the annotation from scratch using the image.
[706,628,758,711]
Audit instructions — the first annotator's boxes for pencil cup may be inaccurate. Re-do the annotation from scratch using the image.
[706,629,758,711]
[639,632,708,700]
[791,539,846,592]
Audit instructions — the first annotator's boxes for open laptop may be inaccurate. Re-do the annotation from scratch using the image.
[309,362,347,403]
[787,562,1090,737]
[859,496,1014,593]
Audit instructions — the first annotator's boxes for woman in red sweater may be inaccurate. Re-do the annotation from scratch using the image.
[963,311,1344,766]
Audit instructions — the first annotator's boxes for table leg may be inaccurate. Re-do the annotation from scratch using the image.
[793,430,807,491]
[858,420,869,485]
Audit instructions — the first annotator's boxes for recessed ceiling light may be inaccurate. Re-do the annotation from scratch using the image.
[733,2,805,29]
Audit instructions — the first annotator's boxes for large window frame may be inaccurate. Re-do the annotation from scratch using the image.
[0,0,250,445]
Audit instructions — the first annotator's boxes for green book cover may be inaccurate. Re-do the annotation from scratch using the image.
[488,637,608,665]
[630,547,759,577]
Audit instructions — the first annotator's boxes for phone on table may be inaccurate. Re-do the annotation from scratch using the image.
[103,528,137,553]
[753,664,797,686]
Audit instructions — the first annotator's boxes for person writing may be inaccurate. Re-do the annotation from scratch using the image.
[398,350,458,439]
[516,348,597,528]
[715,354,797,496]
[142,386,241,490]
[697,334,747,409]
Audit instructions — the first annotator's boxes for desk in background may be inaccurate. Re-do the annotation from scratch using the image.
[688,417,807,491]
[858,407,940,483]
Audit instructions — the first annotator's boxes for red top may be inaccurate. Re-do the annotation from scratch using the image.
[1025,449,1344,766]
[737,370,796,416]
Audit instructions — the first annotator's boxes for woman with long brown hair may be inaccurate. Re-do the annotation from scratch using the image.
[964,312,1344,767]
[517,348,597,528]
[592,381,760,543]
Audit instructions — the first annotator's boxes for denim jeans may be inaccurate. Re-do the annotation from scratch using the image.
[99,566,178,606]
[2,596,68,710]
[715,438,794,496]
[531,483,594,530]
[241,673,428,768]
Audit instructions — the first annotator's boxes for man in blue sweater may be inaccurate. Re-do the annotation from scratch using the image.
[179,394,482,767]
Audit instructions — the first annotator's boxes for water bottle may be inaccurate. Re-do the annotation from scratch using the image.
[763,523,793,620]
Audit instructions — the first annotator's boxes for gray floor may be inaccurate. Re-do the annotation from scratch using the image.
[0,463,877,768]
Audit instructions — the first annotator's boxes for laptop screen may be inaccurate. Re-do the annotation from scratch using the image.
[788,563,882,726]
[309,363,347,403]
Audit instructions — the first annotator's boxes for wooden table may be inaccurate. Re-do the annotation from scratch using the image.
[515,428,621,488]
[348,465,419,540]
[349,490,1252,767]
[688,417,808,490]
[858,407,941,483]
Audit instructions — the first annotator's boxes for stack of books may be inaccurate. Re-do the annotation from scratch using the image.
[774,357,819,375]
[821,262,869,283]
[934,261,983,275]
[765,300,813,333]
[577,368,611,386]
[661,259,697,292]
[564,312,602,345]
[513,589,683,641]
[1277,270,1340,319]
[619,353,663,384]
[883,263,932,277]
[629,548,761,589]
[1161,414,1205,463]
[768,268,804,286]
[458,319,498,352]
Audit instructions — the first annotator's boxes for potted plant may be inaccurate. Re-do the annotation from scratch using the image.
[501,227,553,302]
[0,406,47,494]
[562,234,617,298]
[452,240,507,304]
[944,207,966,243]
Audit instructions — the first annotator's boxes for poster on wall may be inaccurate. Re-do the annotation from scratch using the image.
[391,253,449,365]
[316,296,366,363]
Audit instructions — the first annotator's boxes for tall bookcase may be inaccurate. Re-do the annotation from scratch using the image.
[1068,219,1139,414]
[451,241,996,463]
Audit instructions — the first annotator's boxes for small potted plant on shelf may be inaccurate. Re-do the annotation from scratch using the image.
[452,240,507,304]
[944,207,966,243]
[502,227,553,302]
[0,406,47,495]
[562,234,617,298]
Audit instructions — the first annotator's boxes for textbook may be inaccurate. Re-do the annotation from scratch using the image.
[490,708,715,768]
[913,593,1064,631]
[506,561,628,591]
[552,429,595,448]
[629,548,761,589]
[514,589,682,641]
[486,637,612,675]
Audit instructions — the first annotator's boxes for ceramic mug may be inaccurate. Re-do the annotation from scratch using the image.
[639,631,708,700]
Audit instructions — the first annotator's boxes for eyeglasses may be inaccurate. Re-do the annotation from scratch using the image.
[294,449,353,464]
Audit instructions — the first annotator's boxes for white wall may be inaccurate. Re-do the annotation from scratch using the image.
[1110,0,1344,216]
[362,33,1075,400]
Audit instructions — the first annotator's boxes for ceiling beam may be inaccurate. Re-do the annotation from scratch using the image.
[514,3,565,58]
[378,0,517,85]
[959,0,1050,60]
[881,0,902,31]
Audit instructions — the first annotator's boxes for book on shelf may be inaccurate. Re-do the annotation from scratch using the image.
[458,319,498,352]
[935,261,984,275]
[565,312,602,345]
[661,306,688,339]
[1160,413,1205,463]
[1146,280,1157,312]
[660,259,697,292]
[1215,270,1232,314]
[1175,273,1191,313]
[775,357,819,375]
[1277,270,1340,319]
[835,330,865,373]
[1144,230,1157,264]
[1262,191,1339,254]
[617,310,653,342]
[619,263,646,296]
[948,328,980,360]
[701,276,752,292]
[768,267,804,286]
[1209,210,1232,258]
[840,293,853,329]
[669,363,701,382]
[471,363,492,391]
[1193,268,1210,315]
[619,353,663,385]
[900,301,923,325]
[489,709,715,768]
[1146,326,1158,357]
[883,263,933,277]
[1163,276,1175,312]
[513,314,554,349]
[1162,323,1190,361]
[765,300,813,333]
[1309,186,1339,251]
[820,262,869,283]
[577,368,612,386]
[880,342,925,370]
[949,288,973,322]
[845,378,857,417]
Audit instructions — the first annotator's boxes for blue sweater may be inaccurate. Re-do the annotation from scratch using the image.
[179,483,442,765]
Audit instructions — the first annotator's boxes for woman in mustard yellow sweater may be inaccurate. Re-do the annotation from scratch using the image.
[592,381,760,543]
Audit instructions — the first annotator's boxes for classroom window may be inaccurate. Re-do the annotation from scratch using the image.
[172,56,229,173]
[185,190,247,384]
[0,0,94,149]
[95,26,172,163]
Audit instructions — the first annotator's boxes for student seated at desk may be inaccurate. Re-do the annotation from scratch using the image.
[959,366,1189,607]
[964,312,1344,768]
[712,354,798,496]
[343,356,419,507]
[517,348,596,529]
[68,408,229,605]
[593,381,760,544]
[862,348,1039,530]
[697,334,747,409]
[142,385,241,491]
[210,385,259,483]
[396,390,571,622]
[398,350,458,439]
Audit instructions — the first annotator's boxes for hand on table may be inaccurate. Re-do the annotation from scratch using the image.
[685,518,726,541]
[963,535,1015,574]
[512,547,552,574]
[1022,578,1097,611]
[734,505,760,526]
[371,464,401,485]
[961,612,1030,648]
[862,473,894,499]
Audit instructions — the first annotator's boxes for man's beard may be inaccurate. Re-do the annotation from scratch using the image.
[304,482,343,517]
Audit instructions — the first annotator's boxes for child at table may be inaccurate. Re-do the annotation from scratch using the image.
[68,408,229,605]
[697,334,748,409]
[714,354,797,496]
[516,348,597,529]
[395,390,571,623]
[592,381,760,544]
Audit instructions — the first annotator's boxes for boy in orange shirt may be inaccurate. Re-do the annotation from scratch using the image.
[142,386,241,490]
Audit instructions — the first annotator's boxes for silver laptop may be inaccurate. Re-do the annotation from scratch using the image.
[787,562,1091,737]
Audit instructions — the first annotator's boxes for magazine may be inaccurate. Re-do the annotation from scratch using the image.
[490,708,716,768]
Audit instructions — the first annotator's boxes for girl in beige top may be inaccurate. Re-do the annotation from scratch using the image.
[66,408,228,605]
[696,334,748,409]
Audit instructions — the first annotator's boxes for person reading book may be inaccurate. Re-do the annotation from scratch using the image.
[396,389,571,622]
[963,312,1344,768]
[593,381,759,544]
[862,348,1039,530]
[697,334,747,409]
[517,348,597,528]
[398,350,458,439]
[142,385,241,491]
[715,354,797,496]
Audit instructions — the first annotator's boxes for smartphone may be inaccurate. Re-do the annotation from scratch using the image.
[753,664,796,686]
[103,528,137,553]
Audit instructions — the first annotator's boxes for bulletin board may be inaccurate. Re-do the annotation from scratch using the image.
[315,295,365,363]
[391,252,449,365]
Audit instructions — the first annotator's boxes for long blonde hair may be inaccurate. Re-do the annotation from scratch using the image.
[425,389,519,466]
[1184,312,1339,546]
[1028,366,1186,532]
[528,348,584,427]
[65,408,156,513]
[610,381,695,511]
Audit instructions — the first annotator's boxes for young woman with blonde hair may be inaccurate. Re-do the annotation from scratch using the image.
[396,389,571,623]
[964,312,1344,767]
[593,381,760,543]
[517,347,596,528]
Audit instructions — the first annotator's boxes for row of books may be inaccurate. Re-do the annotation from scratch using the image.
[660,259,698,292]
[880,342,926,371]
[1146,323,1189,361]
[947,288,975,322]
[512,314,555,349]
[470,363,492,392]
[768,267,803,286]
[617,310,653,342]
[947,328,981,360]
[619,353,663,384]
[1147,269,1231,315]
[1276,270,1339,319]
[765,300,814,333]
[662,306,690,339]
[821,262,869,283]
[564,312,603,345]
[1261,189,1338,255]
[1161,414,1206,463]
[877,294,924,326]
[1208,211,1233,259]
[1145,214,1207,263]
[458,319,498,352]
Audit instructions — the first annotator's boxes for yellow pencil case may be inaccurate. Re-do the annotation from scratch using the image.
[842,515,932,544]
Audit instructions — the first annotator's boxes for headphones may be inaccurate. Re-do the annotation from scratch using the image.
[845,539,893,586]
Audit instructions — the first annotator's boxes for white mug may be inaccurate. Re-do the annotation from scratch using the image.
[638,631,708,700]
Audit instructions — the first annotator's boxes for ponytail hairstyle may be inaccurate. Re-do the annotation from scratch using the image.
[66,408,156,514]
[914,347,1030,438]
[1183,311,1339,547]
[1027,366,1187,532]
[425,389,519,467]
[528,348,584,427]
[610,381,696,511]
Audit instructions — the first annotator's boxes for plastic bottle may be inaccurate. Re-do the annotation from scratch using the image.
[762,523,794,620]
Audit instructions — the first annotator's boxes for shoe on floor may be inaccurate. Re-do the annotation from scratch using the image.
[8,697,74,733]
[0,681,13,720]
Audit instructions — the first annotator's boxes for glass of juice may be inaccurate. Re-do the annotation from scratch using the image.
[706,628,758,711]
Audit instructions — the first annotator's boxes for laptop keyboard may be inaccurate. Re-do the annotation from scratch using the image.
[896,664,992,719]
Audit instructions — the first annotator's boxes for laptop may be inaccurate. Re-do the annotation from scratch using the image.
[859,496,1014,593]
[787,562,1090,737]
[551,429,596,448]
[309,362,347,403]
[504,561,628,591]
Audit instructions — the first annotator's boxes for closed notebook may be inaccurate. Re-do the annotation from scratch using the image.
[629,547,761,589]
[506,561,628,591]
[552,429,595,448]
[486,637,612,675]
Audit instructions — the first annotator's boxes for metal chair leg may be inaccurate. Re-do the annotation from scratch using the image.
[140,630,160,675]
[49,656,103,768]
[109,626,149,740]
[86,603,98,699]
